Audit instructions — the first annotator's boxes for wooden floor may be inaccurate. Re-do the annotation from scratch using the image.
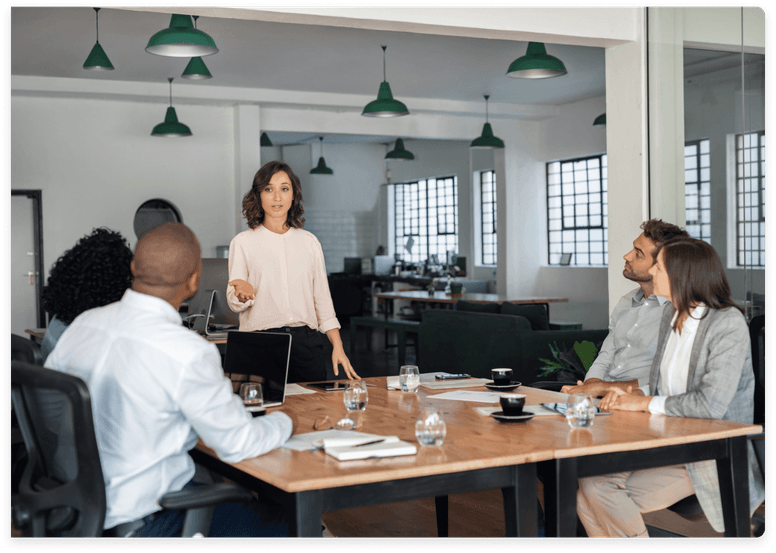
[321,322,763,538]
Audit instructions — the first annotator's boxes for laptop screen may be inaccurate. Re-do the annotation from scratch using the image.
[223,332,292,406]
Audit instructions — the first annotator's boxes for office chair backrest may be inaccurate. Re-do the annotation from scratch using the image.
[749,314,765,426]
[11,334,44,365]
[11,361,107,537]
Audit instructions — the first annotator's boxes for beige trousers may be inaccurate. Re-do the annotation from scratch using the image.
[577,464,696,537]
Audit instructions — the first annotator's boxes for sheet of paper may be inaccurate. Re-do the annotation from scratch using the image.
[282,429,385,451]
[387,372,459,390]
[475,404,561,416]
[284,383,316,395]
[420,378,491,390]
[427,390,505,403]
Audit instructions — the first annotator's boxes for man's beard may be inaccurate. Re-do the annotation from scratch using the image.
[623,266,652,283]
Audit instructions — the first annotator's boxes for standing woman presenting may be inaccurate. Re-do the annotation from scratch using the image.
[227,161,359,383]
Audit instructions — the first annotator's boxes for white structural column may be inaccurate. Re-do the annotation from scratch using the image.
[647,7,686,227]
[233,104,262,235]
[604,13,651,311]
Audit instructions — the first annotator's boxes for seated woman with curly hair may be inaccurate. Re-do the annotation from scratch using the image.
[40,228,133,361]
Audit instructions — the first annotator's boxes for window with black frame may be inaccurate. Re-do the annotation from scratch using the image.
[735,130,765,267]
[546,154,608,266]
[684,138,711,242]
[393,176,458,264]
[479,170,497,266]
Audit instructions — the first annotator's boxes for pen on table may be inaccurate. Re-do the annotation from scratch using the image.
[352,438,385,448]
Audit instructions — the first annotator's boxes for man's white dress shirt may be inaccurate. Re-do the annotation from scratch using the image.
[45,289,293,529]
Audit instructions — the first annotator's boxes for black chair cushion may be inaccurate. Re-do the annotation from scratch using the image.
[456,301,500,314]
[499,303,550,331]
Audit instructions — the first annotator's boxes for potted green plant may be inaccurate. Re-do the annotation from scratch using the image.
[537,341,598,382]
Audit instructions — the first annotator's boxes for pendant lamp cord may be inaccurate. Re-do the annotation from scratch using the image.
[381,45,387,82]
[94,7,100,44]
[168,78,173,108]
[319,136,324,156]
[484,95,490,123]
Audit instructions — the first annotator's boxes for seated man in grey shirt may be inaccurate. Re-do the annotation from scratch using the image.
[562,219,688,397]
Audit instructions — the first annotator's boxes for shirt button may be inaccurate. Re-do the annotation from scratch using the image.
[627,344,631,348]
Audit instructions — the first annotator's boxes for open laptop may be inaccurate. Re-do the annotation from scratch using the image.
[191,290,237,341]
[223,331,293,408]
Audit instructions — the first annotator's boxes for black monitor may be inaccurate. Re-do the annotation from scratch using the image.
[344,257,362,275]
[187,258,239,328]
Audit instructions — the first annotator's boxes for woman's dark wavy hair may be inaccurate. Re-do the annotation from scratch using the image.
[41,228,133,324]
[660,238,741,331]
[242,161,305,229]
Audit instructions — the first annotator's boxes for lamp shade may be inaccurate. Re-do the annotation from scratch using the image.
[84,42,114,71]
[506,42,567,79]
[470,123,505,149]
[181,56,212,79]
[362,82,409,117]
[385,138,414,160]
[593,113,606,127]
[146,14,218,57]
[310,157,334,175]
[151,107,192,137]
[260,132,273,147]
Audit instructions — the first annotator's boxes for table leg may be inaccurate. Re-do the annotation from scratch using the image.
[288,490,324,537]
[434,496,448,537]
[501,464,538,537]
[539,458,578,537]
[717,436,751,537]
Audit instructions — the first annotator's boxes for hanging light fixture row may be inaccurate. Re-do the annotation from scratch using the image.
[260,132,273,147]
[506,42,567,79]
[471,95,504,149]
[181,17,213,80]
[362,46,409,118]
[146,14,218,58]
[151,78,192,137]
[310,137,334,175]
[385,138,414,160]
[83,8,114,71]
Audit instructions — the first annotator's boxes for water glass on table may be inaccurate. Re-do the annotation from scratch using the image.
[238,382,264,416]
[399,365,420,393]
[566,393,595,429]
[415,407,446,447]
[336,381,369,430]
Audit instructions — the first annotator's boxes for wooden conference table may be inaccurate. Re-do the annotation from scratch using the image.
[190,377,759,537]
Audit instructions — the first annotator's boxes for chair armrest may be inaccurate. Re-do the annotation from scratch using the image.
[158,483,252,511]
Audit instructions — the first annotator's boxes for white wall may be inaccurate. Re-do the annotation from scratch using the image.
[11,96,238,277]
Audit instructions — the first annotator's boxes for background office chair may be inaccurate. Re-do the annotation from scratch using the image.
[648,314,765,537]
[11,333,44,365]
[11,361,252,537]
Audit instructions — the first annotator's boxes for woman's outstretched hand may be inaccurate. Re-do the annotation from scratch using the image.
[228,279,255,302]
[332,346,360,380]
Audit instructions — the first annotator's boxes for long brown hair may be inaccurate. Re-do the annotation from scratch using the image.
[661,239,741,330]
[242,161,305,229]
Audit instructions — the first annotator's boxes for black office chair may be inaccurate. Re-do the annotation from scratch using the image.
[11,361,252,537]
[12,333,44,365]
[650,313,766,537]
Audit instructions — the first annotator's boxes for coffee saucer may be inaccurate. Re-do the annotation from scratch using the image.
[485,381,522,391]
[490,411,534,422]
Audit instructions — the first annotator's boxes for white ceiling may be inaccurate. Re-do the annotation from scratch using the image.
[12,7,606,107]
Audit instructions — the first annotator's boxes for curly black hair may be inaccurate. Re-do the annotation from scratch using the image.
[41,228,134,324]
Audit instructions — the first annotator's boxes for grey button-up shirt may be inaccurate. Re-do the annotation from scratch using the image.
[584,288,670,387]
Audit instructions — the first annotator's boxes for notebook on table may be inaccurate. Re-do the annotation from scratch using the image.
[223,331,292,408]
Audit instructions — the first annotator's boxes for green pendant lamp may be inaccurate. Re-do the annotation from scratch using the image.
[83,8,114,71]
[181,18,213,79]
[470,95,504,149]
[310,137,334,175]
[506,42,567,79]
[146,14,218,58]
[593,113,606,127]
[151,78,192,137]
[362,46,409,118]
[385,138,414,160]
[260,132,273,147]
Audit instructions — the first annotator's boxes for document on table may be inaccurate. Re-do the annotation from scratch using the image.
[387,372,489,390]
[284,383,316,395]
[428,390,512,403]
[282,429,385,451]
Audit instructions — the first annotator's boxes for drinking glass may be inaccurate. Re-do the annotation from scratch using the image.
[415,408,447,447]
[566,393,595,429]
[399,365,420,393]
[238,382,264,413]
[335,381,368,430]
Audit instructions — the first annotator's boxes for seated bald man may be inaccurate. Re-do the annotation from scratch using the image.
[45,222,293,537]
